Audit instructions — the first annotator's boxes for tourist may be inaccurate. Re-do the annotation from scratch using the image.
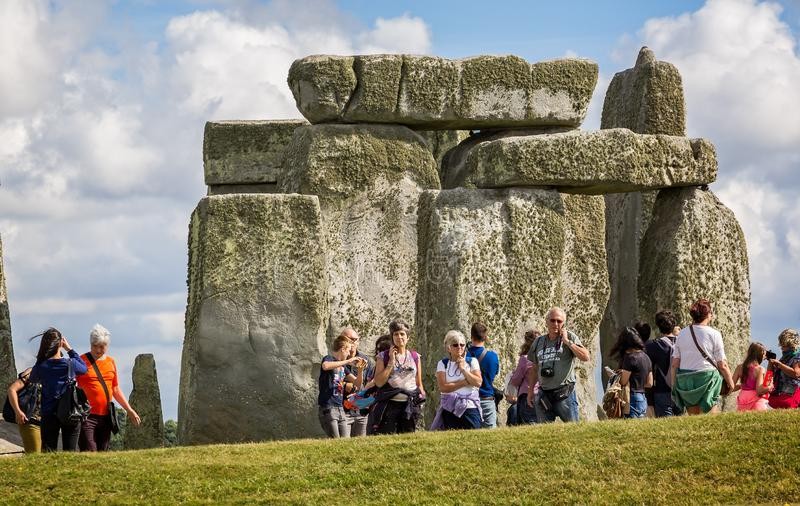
[340,327,371,437]
[525,307,590,423]
[732,342,772,411]
[467,322,500,428]
[77,324,141,451]
[671,299,735,415]
[431,330,482,430]
[364,334,392,435]
[633,321,654,416]
[767,328,800,409]
[507,329,540,425]
[371,319,425,434]
[609,327,653,418]
[645,310,681,417]
[6,367,42,453]
[28,328,87,451]
[318,334,360,438]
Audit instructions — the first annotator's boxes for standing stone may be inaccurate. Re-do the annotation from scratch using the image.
[416,188,608,422]
[203,119,308,195]
[178,194,328,444]
[288,55,598,129]
[280,124,439,342]
[638,187,750,407]
[0,235,15,390]
[416,130,470,182]
[599,47,686,372]
[124,354,164,449]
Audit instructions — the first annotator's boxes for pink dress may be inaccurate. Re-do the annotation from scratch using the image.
[736,365,769,411]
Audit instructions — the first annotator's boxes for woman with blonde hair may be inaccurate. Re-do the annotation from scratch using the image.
[431,330,482,430]
[732,342,772,411]
[767,328,800,409]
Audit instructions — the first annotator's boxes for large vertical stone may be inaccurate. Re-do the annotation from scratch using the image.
[600,46,686,371]
[416,188,608,421]
[124,354,165,450]
[0,235,15,390]
[178,194,328,444]
[280,124,439,342]
[639,188,751,405]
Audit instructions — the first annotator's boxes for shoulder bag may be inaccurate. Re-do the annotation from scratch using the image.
[2,371,42,425]
[56,356,92,426]
[85,353,120,434]
[689,325,731,396]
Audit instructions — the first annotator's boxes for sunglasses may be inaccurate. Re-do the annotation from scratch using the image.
[450,343,466,348]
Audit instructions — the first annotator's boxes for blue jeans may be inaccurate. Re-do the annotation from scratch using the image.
[626,392,647,418]
[479,399,497,428]
[514,393,538,424]
[535,389,579,423]
[653,391,681,417]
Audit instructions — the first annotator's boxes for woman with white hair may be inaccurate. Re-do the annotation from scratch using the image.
[431,330,482,430]
[77,324,141,451]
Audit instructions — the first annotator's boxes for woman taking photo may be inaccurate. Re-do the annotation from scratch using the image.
[767,328,800,409]
[431,330,482,430]
[732,342,772,411]
[77,324,141,451]
[671,299,735,414]
[609,327,653,418]
[29,328,87,451]
[371,319,425,434]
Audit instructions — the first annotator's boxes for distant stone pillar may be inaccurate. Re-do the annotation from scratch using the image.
[124,354,165,449]
[599,47,686,373]
[0,235,16,389]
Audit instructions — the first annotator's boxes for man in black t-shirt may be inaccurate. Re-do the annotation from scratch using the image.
[645,310,681,417]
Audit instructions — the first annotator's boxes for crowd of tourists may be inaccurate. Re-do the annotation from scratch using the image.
[317,299,800,437]
[4,324,140,453]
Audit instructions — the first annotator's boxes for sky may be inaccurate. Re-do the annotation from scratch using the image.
[1,0,798,421]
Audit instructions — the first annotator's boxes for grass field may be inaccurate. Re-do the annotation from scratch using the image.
[1,410,798,505]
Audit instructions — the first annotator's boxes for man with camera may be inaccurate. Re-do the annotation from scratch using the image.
[525,307,590,422]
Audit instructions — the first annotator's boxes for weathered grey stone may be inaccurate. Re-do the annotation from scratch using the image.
[601,47,686,136]
[203,120,308,186]
[207,183,279,196]
[415,130,470,181]
[416,188,608,422]
[599,47,687,372]
[463,129,716,193]
[0,236,15,391]
[178,194,328,444]
[280,124,439,341]
[124,354,164,450]
[288,55,598,129]
[638,187,750,408]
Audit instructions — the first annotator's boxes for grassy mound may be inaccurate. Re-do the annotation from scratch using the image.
[2,410,798,504]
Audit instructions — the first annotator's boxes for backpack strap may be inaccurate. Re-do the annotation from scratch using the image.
[476,348,489,364]
[85,353,112,406]
[688,325,721,373]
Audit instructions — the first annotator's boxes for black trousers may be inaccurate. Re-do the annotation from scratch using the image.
[374,401,416,434]
[79,414,112,451]
[41,413,80,452]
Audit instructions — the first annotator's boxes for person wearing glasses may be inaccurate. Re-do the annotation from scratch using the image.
[340,327,371,437]
[525,307,589,423]
[431,330,482,430]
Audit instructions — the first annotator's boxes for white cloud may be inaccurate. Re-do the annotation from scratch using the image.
[357,14,432,55]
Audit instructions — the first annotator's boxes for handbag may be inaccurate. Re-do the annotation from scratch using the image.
[542,382,575,403]
[85,353,120,434]
[2,371,42,425]
[689,325,731,396]
[56,357,91,426]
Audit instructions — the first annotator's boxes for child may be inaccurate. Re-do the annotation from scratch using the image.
[732,342,772,411]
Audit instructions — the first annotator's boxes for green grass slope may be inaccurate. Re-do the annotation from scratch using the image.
[2,410,798,505]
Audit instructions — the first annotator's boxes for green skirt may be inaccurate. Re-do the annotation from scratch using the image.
[672,368,722,413]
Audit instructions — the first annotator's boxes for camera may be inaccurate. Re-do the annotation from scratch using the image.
[541,366,554,378]
[766,350,777,361]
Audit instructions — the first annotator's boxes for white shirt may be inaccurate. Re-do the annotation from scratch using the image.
[672,324,727,371]
[437,357,480,395]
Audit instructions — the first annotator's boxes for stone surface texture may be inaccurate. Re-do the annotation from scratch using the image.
[599,47,687,372]
[280,124,439,341]
[178,194,328,444]
[416,130,470,181]
[0,236,15,390]
[124,354,165,449]
[463,129,717,193]
[203,120,308,186]
[415,188,608,422]
[638,187,750,408]
[288,55,598,129]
